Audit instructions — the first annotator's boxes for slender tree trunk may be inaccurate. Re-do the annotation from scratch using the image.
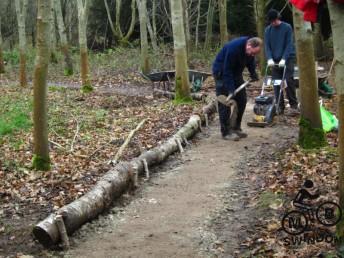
[50,3,58,63]
[32,0,51,171]
[146,12,158,51]
[182,0,191,55]
[136,0,150,74]
[115,0,124,38]
[327,1,344,247]
[204,0,215,49]
[256,0,266,73]
[313,23,324,59]
[114,0,136,44]
[293,8,325,148]
[0,17,5,73]
[104,0,117,37]
[218,0,228,45]
[15,0,28,87]
[77,0,92,90]
[152,0,157,37]
[123,0,136,42]
[170,0,191,102]
[195,0,201,48]
[54,0,73,75]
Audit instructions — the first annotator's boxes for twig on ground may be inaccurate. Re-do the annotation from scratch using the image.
[110,119,147,165]
[70,116,80,152]
[49,140,66,150]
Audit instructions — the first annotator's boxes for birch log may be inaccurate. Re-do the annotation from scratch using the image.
[33,100,216,247]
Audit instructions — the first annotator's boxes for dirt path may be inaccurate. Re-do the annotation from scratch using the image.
[65,103,296,258]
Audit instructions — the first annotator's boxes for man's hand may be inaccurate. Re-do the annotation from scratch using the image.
[279,59,286,67]
[217,95,236,107]
[267,59,274,67]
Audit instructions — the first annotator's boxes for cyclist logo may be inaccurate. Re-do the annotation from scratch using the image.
[281,179,342,235]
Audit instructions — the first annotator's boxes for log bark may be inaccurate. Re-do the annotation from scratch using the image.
[33,99,217,247]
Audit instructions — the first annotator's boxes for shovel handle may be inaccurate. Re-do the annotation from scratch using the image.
[225,80,251,101]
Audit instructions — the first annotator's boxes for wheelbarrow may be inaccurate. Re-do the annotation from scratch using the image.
[141,70,212,92]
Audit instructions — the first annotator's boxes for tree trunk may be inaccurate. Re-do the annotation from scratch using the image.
[182,0,191,55]
[104,0,117,38]
[136,0,150,74]
[170,0,191,103]
[195,0,201,48]
[77,0,92,90]
[218,0,228,45]
[152,0,157,38]
[204,0,215,49]
[15,0,28,87]
[0,16,5,73]
[313,23,324,59]
[115,0,124,38]
[54,0,73,75]
[256,0,266,73]
[114,0,136,44]
[50,2,58,63]
[146,6,158,51]
[327,1,344,247]
[293,8,326,149]
[32,0,51,171]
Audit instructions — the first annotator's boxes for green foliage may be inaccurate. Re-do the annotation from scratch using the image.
[50,52,59,64]
[64,67,74,76]
[3,50,20,65]
[81,84,94,93]
[49,85,67,92]
[298,117,327,149]
[3,48,37,69]
[228,0,256,36]
[0,93,32,136]
[32,154,51,171]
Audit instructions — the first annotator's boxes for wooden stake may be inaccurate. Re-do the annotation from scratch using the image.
[55,214,70,250]
[175,138,184,153]
[197,120,202,132]
[183,137,189,145]
[204,113,209,127]
[142,159,149,179]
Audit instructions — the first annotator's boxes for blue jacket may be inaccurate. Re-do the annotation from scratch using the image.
[264,22,296,62]
[212,37,257,94]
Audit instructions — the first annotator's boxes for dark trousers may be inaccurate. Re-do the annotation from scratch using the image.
[272,57,298,111]
[215,79,247,136]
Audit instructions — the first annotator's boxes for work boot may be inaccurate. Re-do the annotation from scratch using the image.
[233,129,248,138]
[222,133,240,141]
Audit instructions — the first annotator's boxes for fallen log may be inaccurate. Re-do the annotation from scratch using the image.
[153,88,206,101]
[33,99,217,248]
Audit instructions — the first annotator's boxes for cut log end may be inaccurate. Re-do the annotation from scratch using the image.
[33,226,56,248]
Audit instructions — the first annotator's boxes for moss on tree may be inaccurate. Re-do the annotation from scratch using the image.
[298,117,327,149]
[81,84,94,93]
[32,154,51,171]
[174,77,192,104]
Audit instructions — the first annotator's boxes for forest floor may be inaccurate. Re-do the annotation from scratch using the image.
[0,48,340,257]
